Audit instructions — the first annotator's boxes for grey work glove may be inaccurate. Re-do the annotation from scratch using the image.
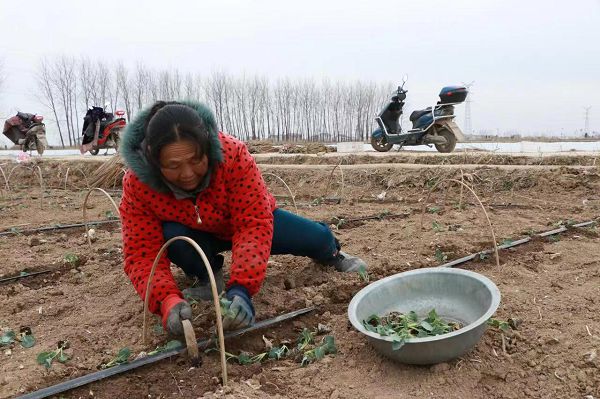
[222,285,255,331]
[161,295,192,336]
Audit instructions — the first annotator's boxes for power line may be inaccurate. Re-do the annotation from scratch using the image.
[462,81,475,134]
[584,106,591,134]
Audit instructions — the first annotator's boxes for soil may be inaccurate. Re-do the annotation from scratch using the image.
[1,154,599,399]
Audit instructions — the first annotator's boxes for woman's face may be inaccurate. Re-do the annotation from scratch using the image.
[158,140,208,191]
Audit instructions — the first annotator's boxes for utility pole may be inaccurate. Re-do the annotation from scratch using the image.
[462,81,475,135]
[584,106,591,135]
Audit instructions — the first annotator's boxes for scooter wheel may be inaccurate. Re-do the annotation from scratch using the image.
[89,149,100,156]
[371,136,393,152]
[434,129,457,153]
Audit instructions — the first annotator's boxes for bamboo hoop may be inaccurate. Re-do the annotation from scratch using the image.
[0,165,10,193]
[33,165,44,209]
[420,178,500,268]
[263,172,298,213]
[111,168,127,190]
[64,167,90,190]
[322,160,345,202]
[82,188,121,248]
[6,164,44,207]
[142,236,227,385]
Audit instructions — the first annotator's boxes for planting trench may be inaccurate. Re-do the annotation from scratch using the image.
[0,158,599,398]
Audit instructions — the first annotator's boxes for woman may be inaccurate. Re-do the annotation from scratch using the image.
[120,100,367,336]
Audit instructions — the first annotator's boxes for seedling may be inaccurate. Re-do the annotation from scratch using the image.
[432,221,444,232]
[487,318,510,332]
[357,265,369,283]
[524,228,536,236]
[552,219,576,228]
[147,340,181,356]
[331,216,346,229]
[301,336,337,366]
[64,253,80,268]
[427,206,441,214]
[297,328,315,351]
[452,201,467,210]
[101,348,131,369]
[18,326,35,348]
[363,309,461,350]
[209,328,335,367]
[37,341,70,369]
[105,210,118,220]
[479,252,491,261]
[0,329,16,346]
[548,234,560,243]
[434,248,448,263]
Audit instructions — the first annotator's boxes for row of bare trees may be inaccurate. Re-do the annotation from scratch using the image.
[36,56,395,146]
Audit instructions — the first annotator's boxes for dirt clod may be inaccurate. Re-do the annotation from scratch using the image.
[28,237,41,247]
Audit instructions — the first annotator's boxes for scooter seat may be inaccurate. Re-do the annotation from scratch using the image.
[409,109,431,122]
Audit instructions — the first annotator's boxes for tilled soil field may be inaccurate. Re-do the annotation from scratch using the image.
[0,156,599,399]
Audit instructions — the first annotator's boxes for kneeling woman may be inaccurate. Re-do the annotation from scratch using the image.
[119,101,366,335]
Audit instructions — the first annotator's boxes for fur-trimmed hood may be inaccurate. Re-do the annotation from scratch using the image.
[120,100,223,193]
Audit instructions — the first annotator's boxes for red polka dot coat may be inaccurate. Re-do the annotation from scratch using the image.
[119,101,276,316]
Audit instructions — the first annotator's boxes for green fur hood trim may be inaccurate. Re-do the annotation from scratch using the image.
[120,100,223,193]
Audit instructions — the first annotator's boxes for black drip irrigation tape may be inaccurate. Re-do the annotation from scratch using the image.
[16,306,315,399]
[0,219,120,237]
[0,270,52,284]
[439,220,596,268]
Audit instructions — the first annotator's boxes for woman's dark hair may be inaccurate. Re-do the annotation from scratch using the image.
[143,101,211,163]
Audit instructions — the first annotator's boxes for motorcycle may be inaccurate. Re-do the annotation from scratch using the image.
[371,77,468,153]
[2,112,48,155]
[80,106,126,155]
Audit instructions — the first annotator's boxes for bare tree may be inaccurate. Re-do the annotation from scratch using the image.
[116,62,134,121]
[132,63,148,112]
[36,58,66,148]
[52,56,79,146]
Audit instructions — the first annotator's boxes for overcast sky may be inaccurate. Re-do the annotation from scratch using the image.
[1,0,599,142]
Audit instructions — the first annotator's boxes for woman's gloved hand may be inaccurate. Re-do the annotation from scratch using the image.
[160,294,192,336]
[222,285,255,331]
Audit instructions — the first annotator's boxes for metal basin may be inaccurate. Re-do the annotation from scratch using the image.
[348,267,500,365]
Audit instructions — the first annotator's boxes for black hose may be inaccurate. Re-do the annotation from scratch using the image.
[16,307,315,399]
[0,219,119,237]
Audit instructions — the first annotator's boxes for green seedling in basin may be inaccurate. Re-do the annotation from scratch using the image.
[37,340,70,369]
[363,309,462,350]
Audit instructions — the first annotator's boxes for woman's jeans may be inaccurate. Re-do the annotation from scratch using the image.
[163,208,339,281]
